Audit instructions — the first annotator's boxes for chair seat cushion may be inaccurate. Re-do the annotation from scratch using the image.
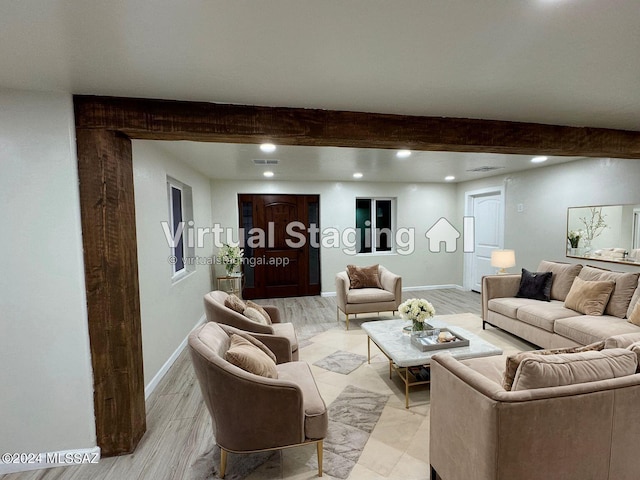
[271,322,299,353]
[347,288,395,304]
[277,362,328,440]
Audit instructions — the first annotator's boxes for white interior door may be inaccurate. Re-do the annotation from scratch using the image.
[464,188,504,292]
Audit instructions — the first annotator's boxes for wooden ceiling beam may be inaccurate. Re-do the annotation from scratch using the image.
[74,95,640,158]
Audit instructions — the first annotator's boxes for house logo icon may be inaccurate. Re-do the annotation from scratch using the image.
[425,216,475,253]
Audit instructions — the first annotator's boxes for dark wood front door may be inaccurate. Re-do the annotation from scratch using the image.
[239,194,320,299]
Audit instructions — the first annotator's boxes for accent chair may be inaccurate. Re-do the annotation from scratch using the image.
[335,265,402,329]
[188,322,328,478]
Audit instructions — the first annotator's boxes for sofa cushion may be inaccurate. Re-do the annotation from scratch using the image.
[516,268,553,301]
[224,293,246,314]
[347,264,382,289]
[246,300,272,324]
[516,301,578,333]
[554,315,640,345]
[578,266,640,318]
[564,277,615,316]
[511,348,637,391]
[487,297,542,318]
[277,361,328,439]
[537,261,583,301]
[502,341,605,390]
[225,334,278,378]
[347,287,395,304]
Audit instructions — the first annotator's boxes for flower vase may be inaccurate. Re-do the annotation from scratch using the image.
[412,320,424,334]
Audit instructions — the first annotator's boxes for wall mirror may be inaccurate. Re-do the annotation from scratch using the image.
[567,204,640,265]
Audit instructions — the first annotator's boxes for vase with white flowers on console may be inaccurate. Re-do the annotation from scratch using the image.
[399,298,436,334]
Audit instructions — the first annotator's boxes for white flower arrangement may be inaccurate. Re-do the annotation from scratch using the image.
[219,243,244,275]
[567,230,582,248]
[399,298,436,325]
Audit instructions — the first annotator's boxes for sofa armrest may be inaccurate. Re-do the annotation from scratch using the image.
[379,267,402,307]
[481,274,521,321]
[336,271,350,311]
[605,331,640,349]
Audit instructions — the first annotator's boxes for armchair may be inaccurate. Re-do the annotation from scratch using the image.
[188,322,328,478]
[336,265,402,329]
[204,290,298,362]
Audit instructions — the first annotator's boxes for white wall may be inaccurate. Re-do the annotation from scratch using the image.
[0,90,96,454]
[209,180,462,293]
[132,141,213,390]
[458,158,640,274]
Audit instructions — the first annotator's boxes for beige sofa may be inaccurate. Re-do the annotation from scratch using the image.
[429,345,640,480]
[336,265,402,330]
[482,261,640,349]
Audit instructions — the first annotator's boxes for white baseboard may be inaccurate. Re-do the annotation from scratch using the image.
[0,446,101,474]
[144,313,207,399]
[403,284,465,292]
[321,284,465,297]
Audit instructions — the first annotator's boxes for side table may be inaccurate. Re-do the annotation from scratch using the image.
[217,275,243,298]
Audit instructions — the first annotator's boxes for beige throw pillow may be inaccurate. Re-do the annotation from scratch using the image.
[225,334,278,378]
[511,348,637,391]
[224,294,246,314]
[347,264,382,289]
[246,300,272,324]
[564,277,615,316]
[502,341,605,391]
[578,266,640,318]
[243,306,269,325]
[628,301,640,327]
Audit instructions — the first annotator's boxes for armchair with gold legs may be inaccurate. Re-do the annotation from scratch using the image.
[188,322,328,478]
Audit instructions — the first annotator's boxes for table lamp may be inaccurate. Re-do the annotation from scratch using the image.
[491,249,516,274]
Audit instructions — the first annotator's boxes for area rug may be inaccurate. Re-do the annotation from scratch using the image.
[193,385,388,479]
[313,350,367,375]
[307,385,389,479]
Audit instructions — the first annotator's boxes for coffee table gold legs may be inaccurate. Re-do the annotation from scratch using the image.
[405,374,410,409]
[367,337,371,364]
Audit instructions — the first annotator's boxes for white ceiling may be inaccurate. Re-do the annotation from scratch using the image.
[2,1,637,182]
[150,140,584,183]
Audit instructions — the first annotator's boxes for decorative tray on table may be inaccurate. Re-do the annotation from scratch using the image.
[410,328,470,352]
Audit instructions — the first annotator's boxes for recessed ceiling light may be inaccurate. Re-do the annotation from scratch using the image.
[531,156,548,163]
[445,175,455,181]
[263,171,274,177]
[396,150,411,158]
[260,143,276,153]
[353,172,363,179]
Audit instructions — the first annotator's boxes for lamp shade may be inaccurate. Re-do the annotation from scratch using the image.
[491,249,516,273]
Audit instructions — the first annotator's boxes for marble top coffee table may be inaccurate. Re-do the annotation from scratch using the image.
[362,318,503,408]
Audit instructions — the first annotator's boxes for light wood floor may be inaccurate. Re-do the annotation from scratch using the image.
[3,289,484,480]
